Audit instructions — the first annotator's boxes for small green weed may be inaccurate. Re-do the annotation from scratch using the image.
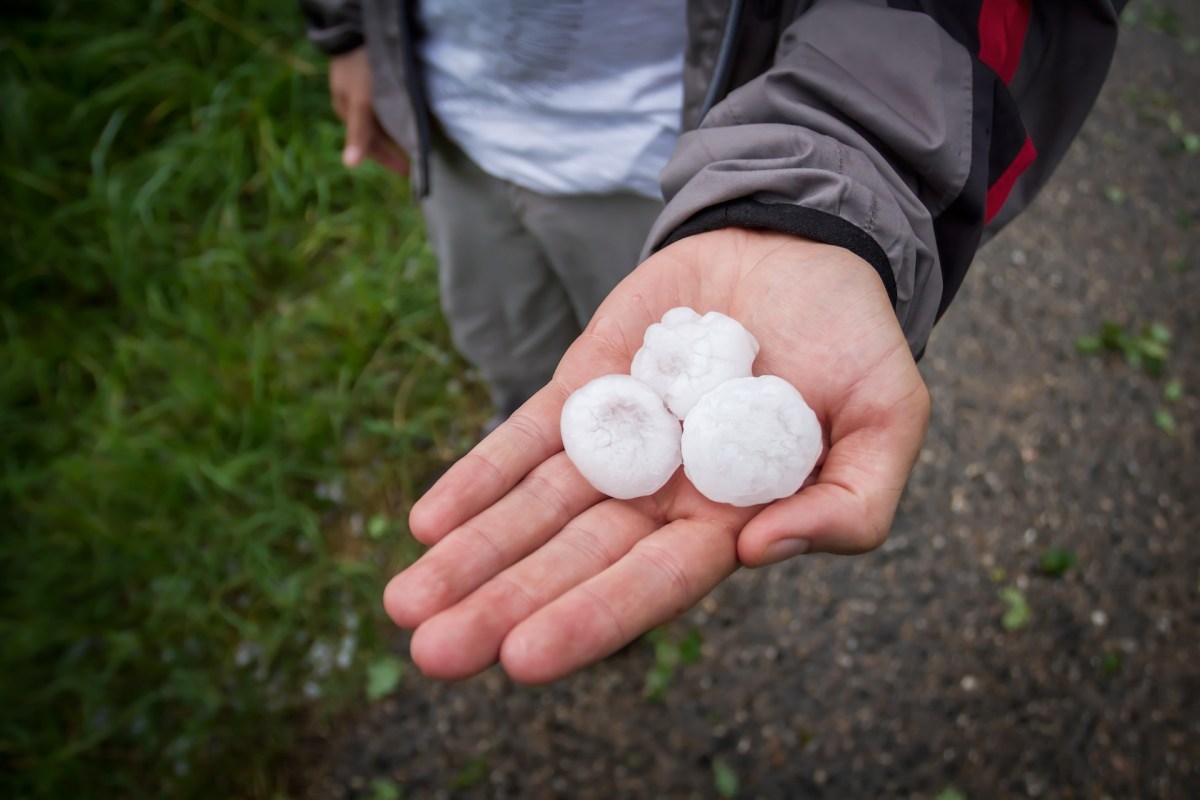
[1000,587,1032,631]
[1076,321,1186,435]
[366,656,406,701]
[1075,320,1172,377]
[366,778,402,800]
[1165,112,1200,155]
[1038,547,1078,577]
[935,788,967,800]
[452,756,490,790]
[712,759,739,799]
[1122,4,1183,37]
[643,626,704,701]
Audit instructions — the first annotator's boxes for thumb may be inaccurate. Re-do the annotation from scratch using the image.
[342,102,371,168]
[737,397,928,565]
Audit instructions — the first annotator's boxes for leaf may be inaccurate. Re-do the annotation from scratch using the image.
[1104,185,1126,204]
[644,663,673,702]
[366,655,405,700]
[1000,587,1031,631]
[367,778,402,800]
[679,629,704,665]
[1155,408,1177,435]
[1164,379,1183,403]
[936,788,967,800]
[712,759,739,798]
[1101,651,1123,677]
[1038,547,1077,577]
[452,756,489,790]
[654,639,680,670]
[1074,335,1103,355]
[1147,322,1173,345]
[367,515,390,539]
[1099,320,1126,349]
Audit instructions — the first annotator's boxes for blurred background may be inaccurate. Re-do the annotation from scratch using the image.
[1,1,1196,798]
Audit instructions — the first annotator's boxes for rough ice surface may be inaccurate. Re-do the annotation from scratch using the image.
[681,375,822,507]
[631,307,760,419]
[560,374,682,500]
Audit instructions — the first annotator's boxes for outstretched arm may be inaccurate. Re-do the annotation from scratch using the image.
[380,0,1118,685]
[385,230,929,683]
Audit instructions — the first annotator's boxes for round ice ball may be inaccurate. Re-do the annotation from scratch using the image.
[560,374,682,499]
[631,307,760,420]
[681,375,822,507]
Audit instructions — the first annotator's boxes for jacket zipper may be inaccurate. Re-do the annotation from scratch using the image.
[696,0,745,126]
[398,0,433,196]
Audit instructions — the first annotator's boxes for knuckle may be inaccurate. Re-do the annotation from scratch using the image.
[519,472,571,522]
[635,540,692,601]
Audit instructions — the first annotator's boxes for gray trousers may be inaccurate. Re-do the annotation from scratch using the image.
[420,130,663,419]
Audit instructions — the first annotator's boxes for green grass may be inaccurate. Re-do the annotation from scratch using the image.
[1,2,484,796]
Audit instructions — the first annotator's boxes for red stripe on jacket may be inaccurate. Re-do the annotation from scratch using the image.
[980,0,1034,222]
[978,0,1032,84]
[985,134,1036,223]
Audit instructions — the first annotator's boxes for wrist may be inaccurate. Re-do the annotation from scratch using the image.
[659,199,896,309]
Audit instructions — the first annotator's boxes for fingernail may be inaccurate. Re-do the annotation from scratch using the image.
[761,538,810,565]
[342,145,362,166]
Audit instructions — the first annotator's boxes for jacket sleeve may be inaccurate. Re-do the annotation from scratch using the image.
[647,0,1122,357]
[299,0,364,56]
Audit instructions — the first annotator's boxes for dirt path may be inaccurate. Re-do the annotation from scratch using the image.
[312,5,1199,798]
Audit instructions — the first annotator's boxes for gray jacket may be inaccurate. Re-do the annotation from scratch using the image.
[301,0,1124,356]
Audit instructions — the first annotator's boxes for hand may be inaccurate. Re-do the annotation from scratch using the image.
[385,229,931,683]
[328,47,410,176]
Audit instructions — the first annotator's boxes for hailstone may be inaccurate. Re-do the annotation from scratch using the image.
[560,374,682,499]
[631,307,760,419]
[681,375,822,507]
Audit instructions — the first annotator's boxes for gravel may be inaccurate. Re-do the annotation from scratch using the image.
[306,5,1199,798]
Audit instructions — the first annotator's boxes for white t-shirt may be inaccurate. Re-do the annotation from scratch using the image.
[418,0,686,199]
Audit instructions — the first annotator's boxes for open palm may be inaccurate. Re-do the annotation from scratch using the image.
[385,229,930,683]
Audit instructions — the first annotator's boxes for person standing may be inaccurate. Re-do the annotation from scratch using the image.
[308,1,687,431]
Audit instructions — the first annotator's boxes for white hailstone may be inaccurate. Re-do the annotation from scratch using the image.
[631,307,760,419]
[681,375,822,507]
[560,374,682,499]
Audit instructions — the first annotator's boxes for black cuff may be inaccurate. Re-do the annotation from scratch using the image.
[307,25,365,56]
[658,199,898,308]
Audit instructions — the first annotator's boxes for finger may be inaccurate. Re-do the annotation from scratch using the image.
[409,500,659,681]
[408,313,638,545]
[331,92,348,123]
[367,118,410,176]
[738,385,930,564]
[408,381,573,544]
[499,518,739,685]
[368,139,410,176]
[385,452,602,629]
[342,100,372,167]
